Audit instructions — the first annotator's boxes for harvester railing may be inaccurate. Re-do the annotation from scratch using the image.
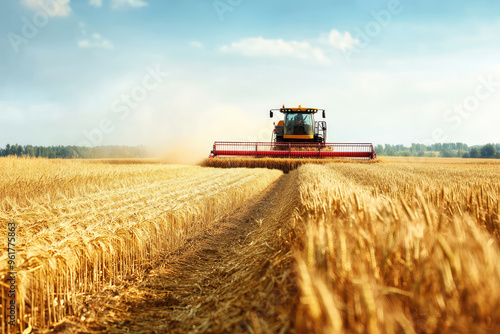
[210,142,377,160]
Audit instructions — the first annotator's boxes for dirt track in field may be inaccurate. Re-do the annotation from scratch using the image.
[91,172,299,333]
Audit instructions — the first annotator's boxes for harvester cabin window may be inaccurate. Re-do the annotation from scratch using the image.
[285,113,313,136]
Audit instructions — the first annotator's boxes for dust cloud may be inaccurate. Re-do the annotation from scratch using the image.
[158,138,212,165]
[151,105,271,165]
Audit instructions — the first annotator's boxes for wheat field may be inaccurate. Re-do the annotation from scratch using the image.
[1,156,499,333]
[294,161,500,333]
[0,157,281,332]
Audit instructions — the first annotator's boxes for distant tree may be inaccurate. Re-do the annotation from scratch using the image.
[375,145,385,155]
[410,143,419,155]
[26,146,35,157]
[462,152,470,158]
[440,150,454,158]
[470,148,479,158]
[433,143,443,152]
[11,144,20,156]
[0,144,152,159]
[480,144,496,158]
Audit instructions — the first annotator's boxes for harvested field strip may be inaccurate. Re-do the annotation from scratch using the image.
[0,158,282,331]
[0,158,192,210]
[82,159,163,165]
[106,172,302,333]
[23,169,230,215]
[6,169,254,230]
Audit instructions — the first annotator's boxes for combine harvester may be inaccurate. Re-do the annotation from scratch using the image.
[209,105,377,160]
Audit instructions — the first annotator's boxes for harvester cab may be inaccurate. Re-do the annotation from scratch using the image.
[209,105,377,160]
[270,105,327,143]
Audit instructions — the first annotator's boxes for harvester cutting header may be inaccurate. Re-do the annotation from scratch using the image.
[209,105,377,160]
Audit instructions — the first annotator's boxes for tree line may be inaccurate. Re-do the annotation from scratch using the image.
[374,143,500,159]
[2,143,499,159]
[0,144,151,159]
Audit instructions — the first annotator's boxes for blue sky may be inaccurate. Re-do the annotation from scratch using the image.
[1,0,499,158]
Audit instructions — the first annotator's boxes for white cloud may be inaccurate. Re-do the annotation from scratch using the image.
[110,0,148,9]
[220,30,359,65]
[322,29,360,51]
[78,33,114,49]
[21,0,72,17]
[88,0,148,9]
[190,41,203,49]
[220,37,330,65]
[89,0,102,7]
